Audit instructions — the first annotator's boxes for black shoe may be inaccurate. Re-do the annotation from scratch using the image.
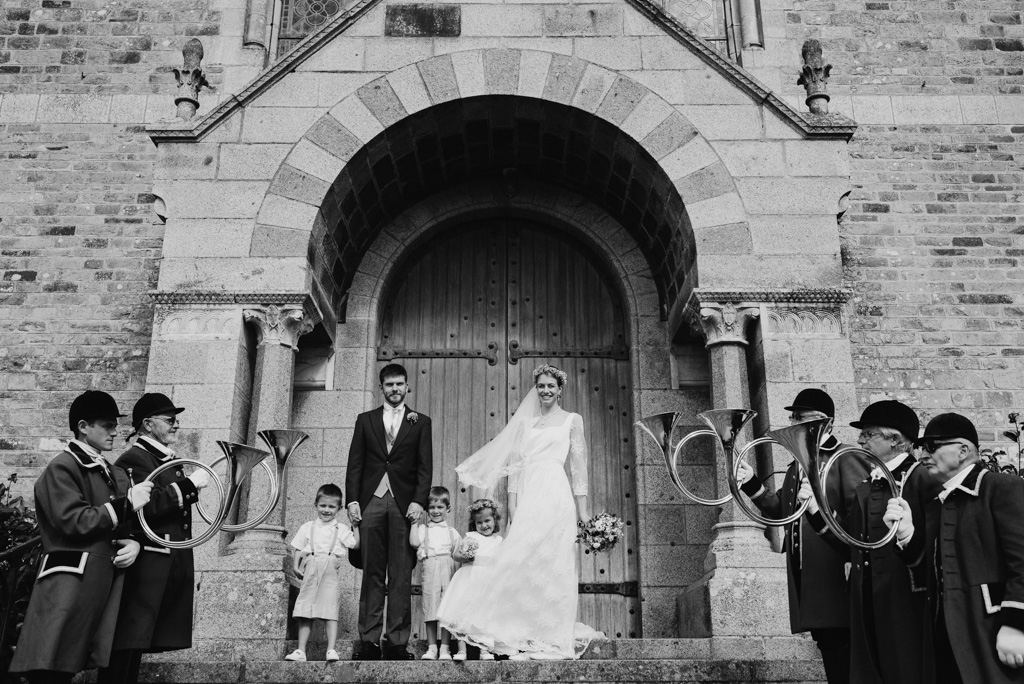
[354,641,382,660]
[383,645,414,660]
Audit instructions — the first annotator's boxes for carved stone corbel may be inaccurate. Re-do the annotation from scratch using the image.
[798,39,832,115]
[697,302,761,348]
[243,304,316,351]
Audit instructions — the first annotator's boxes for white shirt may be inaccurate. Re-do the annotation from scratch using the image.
[938,464,975,503]
[383,403,405,437]
[884,452,911,472]
[290,518,357,556]
[375,403,405,497]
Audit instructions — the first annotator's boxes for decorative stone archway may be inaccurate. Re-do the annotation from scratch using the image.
[145,34,858,654]
[249,49,746,331]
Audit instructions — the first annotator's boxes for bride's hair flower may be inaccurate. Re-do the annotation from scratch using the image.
[532,363,568,387]
[576,513,625,554]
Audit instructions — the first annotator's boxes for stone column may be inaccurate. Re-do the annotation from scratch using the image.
[191,296,317,662]
[677,296,789,640]
[227,303,316,556]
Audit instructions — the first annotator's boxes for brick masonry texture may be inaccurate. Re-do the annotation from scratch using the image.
[1,0,1024,498]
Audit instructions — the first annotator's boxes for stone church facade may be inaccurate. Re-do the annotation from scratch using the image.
[1,0,1021,662]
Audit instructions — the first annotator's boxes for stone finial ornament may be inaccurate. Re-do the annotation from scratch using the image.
[173,38,211,121]
[797,39,832,115]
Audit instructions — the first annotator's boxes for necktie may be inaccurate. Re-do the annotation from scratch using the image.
[386,408,400,451]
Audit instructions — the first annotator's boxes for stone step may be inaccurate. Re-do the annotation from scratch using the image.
[105,639,827,684]
[119,659,826,684]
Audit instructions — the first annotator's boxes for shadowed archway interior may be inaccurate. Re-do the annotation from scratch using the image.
[306,95,697,321]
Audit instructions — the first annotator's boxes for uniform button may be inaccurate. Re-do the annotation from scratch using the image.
[176,470,183,477]
[183,523,190,530]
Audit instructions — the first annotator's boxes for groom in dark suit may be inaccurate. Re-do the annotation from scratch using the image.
[346,363,432,660]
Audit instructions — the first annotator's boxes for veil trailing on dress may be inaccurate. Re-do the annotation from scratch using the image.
[455,388,540,491]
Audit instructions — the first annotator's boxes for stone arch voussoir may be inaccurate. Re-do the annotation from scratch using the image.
[254,49,748,319]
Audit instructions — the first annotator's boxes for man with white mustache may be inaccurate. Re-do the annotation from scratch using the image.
[884,413,1024,684]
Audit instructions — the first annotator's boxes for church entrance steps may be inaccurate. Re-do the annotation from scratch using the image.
[116,639,826,684]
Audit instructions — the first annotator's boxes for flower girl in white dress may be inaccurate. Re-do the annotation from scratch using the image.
[434,499,504,660]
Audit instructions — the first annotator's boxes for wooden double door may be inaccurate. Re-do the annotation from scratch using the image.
[379,218,641,639]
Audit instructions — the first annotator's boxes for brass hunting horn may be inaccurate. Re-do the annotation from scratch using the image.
[195,429,308,533]
[735,417,902,549]
[137,429,308,548]
[637,410,904,542]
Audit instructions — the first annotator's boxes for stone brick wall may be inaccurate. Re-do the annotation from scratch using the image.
[0,122,159,488]
[755,0,1024,444]
[0,0,224,496]
[843,121,1024,442]
[0,0,221,93]
[2,0,1023,495]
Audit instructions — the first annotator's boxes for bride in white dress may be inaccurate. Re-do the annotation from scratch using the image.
[437,364,602,659]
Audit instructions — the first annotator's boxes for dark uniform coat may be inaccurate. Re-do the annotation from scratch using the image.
[899,464,1024,684]
[111,437,201,652]
[743,436,870,633]
[10,443,133,674]
[812,455,943,684]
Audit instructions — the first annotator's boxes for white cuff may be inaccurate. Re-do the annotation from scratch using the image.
[104,502,119,528]
[170,482,184,508]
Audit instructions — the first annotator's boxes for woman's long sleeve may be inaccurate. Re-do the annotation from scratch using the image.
[568,413,589,496]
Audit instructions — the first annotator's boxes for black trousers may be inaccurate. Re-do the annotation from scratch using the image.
[358,492,415,647]
[811,627,851,684]
[95,648,143,684]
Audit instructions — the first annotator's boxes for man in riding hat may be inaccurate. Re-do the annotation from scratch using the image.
[738,388,869,684]
[98,393,209,684]
[803,399,942,684]
[10,391,152,684]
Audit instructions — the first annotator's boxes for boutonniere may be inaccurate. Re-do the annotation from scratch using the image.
[869,466,885,483]
[407,411,418,424]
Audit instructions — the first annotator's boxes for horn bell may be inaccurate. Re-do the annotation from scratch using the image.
[257,429,309,470]
[216,441,272,488]
[763,417,833,482]
[697,408,757,452]
[634,412,686,457]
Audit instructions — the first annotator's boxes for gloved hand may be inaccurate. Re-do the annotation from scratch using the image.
[997,626,1024,668]
[128,481,154,511]
[883,497,914,544]
[797,479,819,515]
[113,539,141,568]
[187,469,210,490]
[736,461,754,485]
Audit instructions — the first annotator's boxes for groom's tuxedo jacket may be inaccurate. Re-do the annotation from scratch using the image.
[346,406,433,514]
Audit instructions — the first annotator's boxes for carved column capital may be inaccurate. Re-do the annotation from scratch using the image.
[696,302,761,348]
[243,304,315,351]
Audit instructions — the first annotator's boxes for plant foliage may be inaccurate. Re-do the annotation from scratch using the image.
[0,474,40,677]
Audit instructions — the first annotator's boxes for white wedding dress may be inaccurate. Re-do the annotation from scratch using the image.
[438,411,602,658]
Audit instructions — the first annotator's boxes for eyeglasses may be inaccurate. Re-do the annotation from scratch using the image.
[149,416,179,427]
[919,439,962,454]
[859,430,885,441]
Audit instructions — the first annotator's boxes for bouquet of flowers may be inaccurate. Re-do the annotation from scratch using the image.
[458,536,479,560]
[576,513,625,553]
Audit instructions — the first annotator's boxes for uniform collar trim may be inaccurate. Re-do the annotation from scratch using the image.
[137,435,175,461]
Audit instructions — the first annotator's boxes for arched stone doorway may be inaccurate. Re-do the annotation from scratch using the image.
[145,45,857,654]
[379,215,641,640]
